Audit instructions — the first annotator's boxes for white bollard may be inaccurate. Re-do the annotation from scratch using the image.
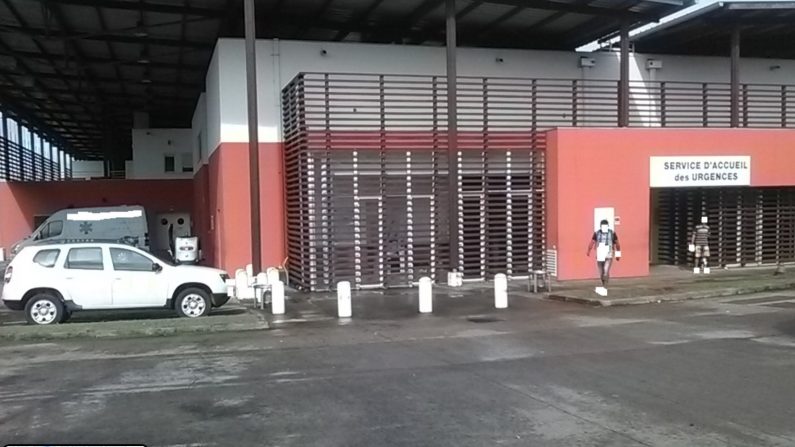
[271,280,285,315]
[337,281,352,318]
[266,267,280,285]
[245,264,254,285]
[419,277,433,314]
[235,269,254,300]
[494,274,508,309]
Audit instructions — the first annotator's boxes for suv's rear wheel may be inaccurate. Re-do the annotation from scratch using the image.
[24,294,63,325]
[175,288,211,318]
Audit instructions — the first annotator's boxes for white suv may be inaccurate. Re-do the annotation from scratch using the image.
[2,242,230,325]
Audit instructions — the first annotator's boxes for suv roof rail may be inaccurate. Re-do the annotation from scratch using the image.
[31,237,141,247]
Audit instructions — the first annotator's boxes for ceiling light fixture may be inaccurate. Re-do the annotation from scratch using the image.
[137,50,150,64]
[133,19,148,38]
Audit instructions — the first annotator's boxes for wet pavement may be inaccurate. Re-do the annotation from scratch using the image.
[1,286,795,446]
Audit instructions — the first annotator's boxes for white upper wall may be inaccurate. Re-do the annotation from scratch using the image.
[205,45,222,163]
[202,38,795,156]
[191,93,207,171]
[130,128,194,180]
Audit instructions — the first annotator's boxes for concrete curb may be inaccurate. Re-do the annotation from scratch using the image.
[0,308,269,342]
[548,279,795,307]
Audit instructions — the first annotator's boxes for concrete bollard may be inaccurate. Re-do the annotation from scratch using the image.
[419,277,433,313]
[235,269,254,300]
[245,264,254,284]
[271,280,285,315]
[494,273,508,309]
[337,281,352,318]
[266,267,280,285]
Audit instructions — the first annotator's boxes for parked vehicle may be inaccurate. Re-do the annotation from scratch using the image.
[10,205,150,257]
[2,242,230,325]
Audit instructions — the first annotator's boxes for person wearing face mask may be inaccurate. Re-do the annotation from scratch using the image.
[587,219,622,295]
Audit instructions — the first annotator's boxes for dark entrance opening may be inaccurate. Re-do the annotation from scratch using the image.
[652,187,795,268]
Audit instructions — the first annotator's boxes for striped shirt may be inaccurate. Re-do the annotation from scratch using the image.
[693,224,710,246]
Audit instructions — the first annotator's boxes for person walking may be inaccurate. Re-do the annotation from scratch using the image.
[587,219,621,296]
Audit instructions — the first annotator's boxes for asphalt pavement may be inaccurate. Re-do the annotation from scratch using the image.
[2,288,795,446]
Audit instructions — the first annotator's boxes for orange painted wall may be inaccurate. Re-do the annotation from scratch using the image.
[206,142,285,273]
[0,179,193,253]
[547,128,795,281]
[192,164,214,266]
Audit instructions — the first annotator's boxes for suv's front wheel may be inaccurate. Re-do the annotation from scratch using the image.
[175,288,211,318]
[24,293,64,325]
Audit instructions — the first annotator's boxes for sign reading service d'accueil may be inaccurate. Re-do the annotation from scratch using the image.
[649,156,751,188]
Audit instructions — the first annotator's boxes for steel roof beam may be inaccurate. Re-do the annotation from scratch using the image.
[0,49,205,71]
[30,0,226,17]
[482,0,652,19]
[0,25,214,49]
[411,0,486,44]
[333,0,387,41]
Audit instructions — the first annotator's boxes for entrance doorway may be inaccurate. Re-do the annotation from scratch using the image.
[650,187,795,268]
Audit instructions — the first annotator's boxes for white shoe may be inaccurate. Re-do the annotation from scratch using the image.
[595,287,607,297]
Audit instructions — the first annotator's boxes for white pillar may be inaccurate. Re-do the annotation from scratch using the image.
[337,281,352,318]
[419,277,433,313]
[271,280,285,315]
[494,273,508,309]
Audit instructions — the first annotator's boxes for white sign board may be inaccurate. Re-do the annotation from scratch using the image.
[650,156,750,188]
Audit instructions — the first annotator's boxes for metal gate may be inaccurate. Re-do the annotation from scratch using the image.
[657,187,795,267]
[283,73,546,291]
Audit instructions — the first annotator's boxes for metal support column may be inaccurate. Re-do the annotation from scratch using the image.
[18,121,25,181]
[618,22,630,127]
[48,140,53,180]
[730,26,741,128]
[244,0,262,272]
[1,116,8,180]
[446,0,460,273]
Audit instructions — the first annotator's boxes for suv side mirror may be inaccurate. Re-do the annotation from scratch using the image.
[152,263,163,273]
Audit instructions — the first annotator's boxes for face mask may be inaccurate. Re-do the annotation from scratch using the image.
[601,225,608,232]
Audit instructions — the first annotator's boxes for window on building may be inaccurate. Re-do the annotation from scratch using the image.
[164,154,175,173]
[181,153,193,173]
[7,118,18,144]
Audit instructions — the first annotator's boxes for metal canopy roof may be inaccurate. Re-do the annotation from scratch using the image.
[632,2,795,59]
[0,0,689,160]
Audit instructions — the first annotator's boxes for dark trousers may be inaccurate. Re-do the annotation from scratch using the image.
[597,258,613,286]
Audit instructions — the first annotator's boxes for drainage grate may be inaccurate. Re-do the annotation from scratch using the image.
[467,315,504,324]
